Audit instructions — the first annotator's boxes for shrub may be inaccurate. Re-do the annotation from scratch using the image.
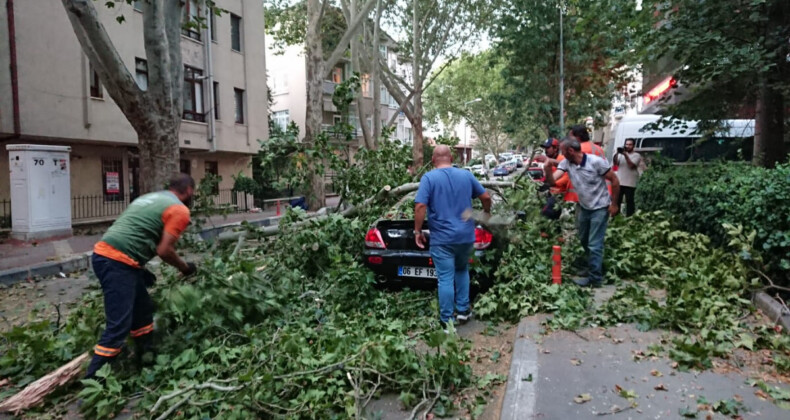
[636,162,790,285]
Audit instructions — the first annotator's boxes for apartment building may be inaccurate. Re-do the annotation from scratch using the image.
[266,39,413,152]
[0,0,267,212]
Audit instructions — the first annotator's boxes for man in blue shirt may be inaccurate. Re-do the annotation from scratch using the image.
[414,145,492,328]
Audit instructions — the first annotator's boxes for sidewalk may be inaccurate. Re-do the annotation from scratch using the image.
[0,196,340,273]
[501,286,790,419]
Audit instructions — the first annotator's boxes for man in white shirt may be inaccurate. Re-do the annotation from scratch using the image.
[544,138,620,288]
[613,139,642,217]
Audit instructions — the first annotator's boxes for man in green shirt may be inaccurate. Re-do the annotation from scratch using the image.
[86,174,197,378]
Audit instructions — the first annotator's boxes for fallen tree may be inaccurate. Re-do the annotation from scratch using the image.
[218,180,518,241]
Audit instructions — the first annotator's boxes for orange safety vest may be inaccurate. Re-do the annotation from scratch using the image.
[562,142,608,203]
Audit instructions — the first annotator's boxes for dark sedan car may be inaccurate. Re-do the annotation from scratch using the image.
[362,219,497,285]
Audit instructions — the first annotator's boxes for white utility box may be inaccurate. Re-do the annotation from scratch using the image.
[7,145,72,240]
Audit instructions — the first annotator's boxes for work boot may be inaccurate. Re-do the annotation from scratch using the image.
[84,354,114,380]
[133,335,157,369]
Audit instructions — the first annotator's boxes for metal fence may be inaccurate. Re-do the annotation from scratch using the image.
[0,199,10,229]
[0,189,253,228]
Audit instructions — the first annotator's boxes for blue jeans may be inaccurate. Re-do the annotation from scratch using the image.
[577,207,609,285]
[430,243,474,323]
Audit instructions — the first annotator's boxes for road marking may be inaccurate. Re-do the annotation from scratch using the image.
[501,317,539,420]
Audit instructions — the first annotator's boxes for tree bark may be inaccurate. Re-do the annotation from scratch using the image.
[305,0,326,211]
[753,79,785,168]
[752,1,787,169]
[411,0,424,168]
[371,0,382,142]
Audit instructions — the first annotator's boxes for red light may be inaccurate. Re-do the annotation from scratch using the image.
[365,228,386,249]
[474,227,493,250]
[428,258,433,266]
[368,256,383,264]
[643,77,675,105]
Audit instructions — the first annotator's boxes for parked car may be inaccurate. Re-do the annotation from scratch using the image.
[493,165,509,177]
[470,164,487,176]
[504,159,519,173]
[527,167,545,182]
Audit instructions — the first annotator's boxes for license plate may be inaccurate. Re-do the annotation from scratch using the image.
[398,266,437,279]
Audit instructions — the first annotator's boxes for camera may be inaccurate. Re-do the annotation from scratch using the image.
[617,147,624,153]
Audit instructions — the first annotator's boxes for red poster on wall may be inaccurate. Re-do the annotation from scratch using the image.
[106,172,120,194]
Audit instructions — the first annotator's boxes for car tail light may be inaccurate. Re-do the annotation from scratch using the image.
[368,256,383,264]
[474,227,493,250]
[365,228,386,249]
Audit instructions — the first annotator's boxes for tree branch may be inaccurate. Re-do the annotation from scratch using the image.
[60,0,145,123]
[324,0,378,76]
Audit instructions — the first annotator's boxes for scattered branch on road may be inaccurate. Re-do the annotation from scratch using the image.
[0,352,90,414]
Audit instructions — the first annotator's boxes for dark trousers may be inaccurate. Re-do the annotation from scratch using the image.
[618,186,636,217]
[85,254,154,378]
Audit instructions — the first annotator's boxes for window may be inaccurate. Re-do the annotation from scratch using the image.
[209,8,217,42]
[271,73,288,94]
[180,159,191,175]
[183,66,205,122]
[333,115,342,126]
[361,74,371,97]
[102,158,124,202]
[182,0,201,41]
[135,58,148,91]
[89,63,102,98]
[330,67,343,83]
[133,0,143,11]
[230,14,242,51]
[380,85,389,105]
[204,161,219,194]
[234,88,245,124]
[379,45,387,58]
[273,110,290,132]
[213,82,220,120]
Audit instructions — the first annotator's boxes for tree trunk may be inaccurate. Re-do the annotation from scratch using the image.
[138,119,180,192]
[371,0,382,142]
[305,0,326,210]
[62,0,183,195]
[412,89,424,167]
[411,0,424,168]
[752,1,787,169]
[753,79,785,168]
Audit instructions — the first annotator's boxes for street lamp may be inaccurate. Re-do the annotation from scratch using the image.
[462,98,482,165]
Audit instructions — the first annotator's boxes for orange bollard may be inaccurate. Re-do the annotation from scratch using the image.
[276,200,281,216]
[551,245,562,284]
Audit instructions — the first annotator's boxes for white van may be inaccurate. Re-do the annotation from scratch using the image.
[605,114,755,163]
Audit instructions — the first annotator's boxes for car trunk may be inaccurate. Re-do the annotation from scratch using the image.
[376,220,431,251]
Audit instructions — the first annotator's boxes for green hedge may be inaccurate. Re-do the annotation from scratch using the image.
[636,162,790,284]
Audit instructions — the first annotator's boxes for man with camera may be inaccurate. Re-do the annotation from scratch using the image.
[613,139,643,217]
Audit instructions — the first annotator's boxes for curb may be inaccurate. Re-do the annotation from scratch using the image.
[0,252,92,286]
[753,291,790,332]
[500,316,540,420]
[0,214,284,286]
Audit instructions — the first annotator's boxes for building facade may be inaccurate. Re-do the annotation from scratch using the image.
[266,38,413,152]
[0,0,267,222]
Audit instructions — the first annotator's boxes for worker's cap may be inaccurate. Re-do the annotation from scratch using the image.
[541,138,559,148]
